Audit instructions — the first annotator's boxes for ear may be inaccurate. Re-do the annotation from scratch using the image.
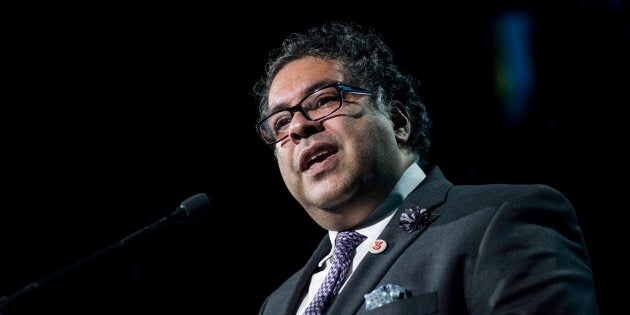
[390,101,411,144]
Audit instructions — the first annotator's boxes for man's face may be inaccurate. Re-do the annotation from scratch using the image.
[267,56,406,230]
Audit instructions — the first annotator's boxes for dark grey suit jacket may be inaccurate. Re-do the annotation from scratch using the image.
[259,166,598,314]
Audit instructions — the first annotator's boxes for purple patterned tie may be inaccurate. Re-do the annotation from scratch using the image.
[304,230,367,315]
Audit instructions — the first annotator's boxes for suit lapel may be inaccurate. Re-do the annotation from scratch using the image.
[327,166,453,315]
[278,235,332,315]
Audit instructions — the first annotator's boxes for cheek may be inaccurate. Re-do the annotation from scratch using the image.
[354,115,394,144]
[358,118,398,157]
[276,156,302,197]
[275,150,296,178]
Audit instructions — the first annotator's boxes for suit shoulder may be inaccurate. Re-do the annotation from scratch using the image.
[432,182,576,225]
[448,183,570,206]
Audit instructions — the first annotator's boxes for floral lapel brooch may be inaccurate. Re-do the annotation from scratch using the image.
[399,205,438,233]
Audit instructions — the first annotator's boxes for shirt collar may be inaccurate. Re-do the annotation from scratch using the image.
[318,163,426,267]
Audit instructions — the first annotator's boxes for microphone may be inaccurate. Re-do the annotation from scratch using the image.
[0,192,211,311]
[119,192,210,245]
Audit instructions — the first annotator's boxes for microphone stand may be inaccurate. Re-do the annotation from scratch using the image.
[1,219,163,309]
[0,193,210,312]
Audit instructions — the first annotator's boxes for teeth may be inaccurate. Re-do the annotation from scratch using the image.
[310,151,329,162]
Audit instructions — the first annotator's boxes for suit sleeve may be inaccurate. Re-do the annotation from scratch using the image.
[469,185,598,314]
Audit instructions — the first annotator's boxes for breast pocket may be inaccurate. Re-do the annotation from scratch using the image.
[362,291,437,314]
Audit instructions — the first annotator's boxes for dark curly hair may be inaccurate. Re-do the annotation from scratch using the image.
[252,21,432,168]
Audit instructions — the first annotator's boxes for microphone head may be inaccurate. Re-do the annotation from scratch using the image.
[178,193,211,218]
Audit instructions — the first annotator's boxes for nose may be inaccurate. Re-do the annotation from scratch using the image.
[288,111,324,143]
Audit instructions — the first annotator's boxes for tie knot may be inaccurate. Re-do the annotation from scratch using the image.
[335,230,366,250]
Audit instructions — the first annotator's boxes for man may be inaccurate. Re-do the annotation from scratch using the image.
[253,21,598,314]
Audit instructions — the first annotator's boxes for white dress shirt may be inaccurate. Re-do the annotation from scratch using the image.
[296,163,426,314]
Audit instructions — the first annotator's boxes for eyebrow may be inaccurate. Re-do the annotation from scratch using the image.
[268,79,338,112]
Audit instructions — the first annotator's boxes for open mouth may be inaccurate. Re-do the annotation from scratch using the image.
[306,150,336,170]
[300,146,339,171]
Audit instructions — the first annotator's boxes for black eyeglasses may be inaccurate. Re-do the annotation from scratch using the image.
[256,82,373,145]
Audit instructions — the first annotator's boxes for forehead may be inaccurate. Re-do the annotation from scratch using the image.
[268,57,344,109]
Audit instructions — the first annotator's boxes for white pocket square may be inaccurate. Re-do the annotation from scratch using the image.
[364,283,412,311]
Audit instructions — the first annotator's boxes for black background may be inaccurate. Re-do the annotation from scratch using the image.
[1,2,627,314]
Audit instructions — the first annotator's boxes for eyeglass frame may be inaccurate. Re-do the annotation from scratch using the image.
[256,82,374,145]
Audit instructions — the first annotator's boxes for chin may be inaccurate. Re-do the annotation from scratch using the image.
[306,187,353,210]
